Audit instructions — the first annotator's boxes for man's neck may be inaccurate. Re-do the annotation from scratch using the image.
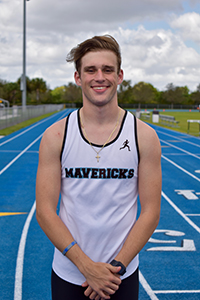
[81,102,120,126]
[79,104,123,146]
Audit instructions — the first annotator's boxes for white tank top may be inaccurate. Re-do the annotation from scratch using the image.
[52,109,139,285]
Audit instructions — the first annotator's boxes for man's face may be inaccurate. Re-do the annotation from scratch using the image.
[74,50,123,107]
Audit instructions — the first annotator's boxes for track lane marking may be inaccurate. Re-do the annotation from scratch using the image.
[160,140,200,159]
[0,109,73,175]
[161,155,200,232]
[0,109,70,147]
[0,212,27,216]
[162,191,200,234]
[156,129,200,148]
[139,271,159,300]
[14,201,36,300]
[154,289,200,294]
[162,155,200,182]
[0,113,56,147]
[0,134,43,176]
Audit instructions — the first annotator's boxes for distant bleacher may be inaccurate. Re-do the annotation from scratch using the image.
[159,114,179,127]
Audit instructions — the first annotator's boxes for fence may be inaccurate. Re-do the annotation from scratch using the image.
[119,103,199,110]
[0,104,64,130]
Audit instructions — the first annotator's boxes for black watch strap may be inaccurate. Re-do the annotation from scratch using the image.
[110,259,126,275]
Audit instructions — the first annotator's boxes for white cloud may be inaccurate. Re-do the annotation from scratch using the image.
[114,27,200,91]
[26,0,184,34]
[170,12,200,44]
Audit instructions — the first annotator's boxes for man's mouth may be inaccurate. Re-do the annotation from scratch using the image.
[92,86,108,91]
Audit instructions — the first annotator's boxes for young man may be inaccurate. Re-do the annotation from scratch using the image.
[36,35,161,300]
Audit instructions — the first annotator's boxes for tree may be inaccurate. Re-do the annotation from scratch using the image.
[2,81,21,106]
[132,81,157,107]
[51,86,66,103]
[162,83,176,107]
[0,79,7,100]
[118,80,134,104]
[29,78,47,103]
[190,83,200,106]
[163,83,190,107]
[63,82,82,104]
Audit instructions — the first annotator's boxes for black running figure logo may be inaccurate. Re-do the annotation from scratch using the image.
[120,139,131,151]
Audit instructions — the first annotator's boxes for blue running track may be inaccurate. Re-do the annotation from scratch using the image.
[0,109,200,300]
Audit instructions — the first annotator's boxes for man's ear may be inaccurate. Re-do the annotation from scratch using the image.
[118,69,124,85]
[74,71,81,86]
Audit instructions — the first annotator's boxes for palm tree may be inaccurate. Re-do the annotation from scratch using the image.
[30,78,47,103]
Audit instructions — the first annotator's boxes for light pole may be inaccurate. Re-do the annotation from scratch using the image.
[22,0,29,109]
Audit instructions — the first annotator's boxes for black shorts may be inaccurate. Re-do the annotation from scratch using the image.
[51,268,139,300]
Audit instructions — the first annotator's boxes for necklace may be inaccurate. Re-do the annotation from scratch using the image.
[80,109,121,162]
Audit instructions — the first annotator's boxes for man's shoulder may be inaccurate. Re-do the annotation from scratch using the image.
[136,118,157,137]
[45,117,67,136]
[41,117,67,150]
[136,118,161,156]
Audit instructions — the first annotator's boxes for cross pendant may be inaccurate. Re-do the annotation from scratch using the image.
[96,154,100,162]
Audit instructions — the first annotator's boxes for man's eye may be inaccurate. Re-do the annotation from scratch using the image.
[104,68,113,73]
[87,69,95,73]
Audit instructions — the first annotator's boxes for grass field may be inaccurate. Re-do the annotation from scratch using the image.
[0,109,199,137]
[141,110,200,137]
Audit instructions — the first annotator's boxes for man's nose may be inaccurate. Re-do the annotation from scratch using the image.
[95,69,105,81]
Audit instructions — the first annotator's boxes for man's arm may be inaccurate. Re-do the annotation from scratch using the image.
[114,119,162,267]
[36,119,121,299]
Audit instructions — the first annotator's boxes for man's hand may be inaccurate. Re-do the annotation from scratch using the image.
[81,262,121,299]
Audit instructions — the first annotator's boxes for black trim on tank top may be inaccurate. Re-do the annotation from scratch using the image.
[77,108,83,140]
[134,114,140,163]
[60,112,72,161]
[78,108,128,148]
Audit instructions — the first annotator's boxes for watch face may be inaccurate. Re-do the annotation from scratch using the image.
[110,260,126,275]
[118,265,126,275]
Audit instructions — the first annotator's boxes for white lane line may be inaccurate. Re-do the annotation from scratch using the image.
[162,191,200,234]
[154,289,200,294]
[14,201,36,300]
[0,109,72,175]
[186,214,200,216]
[156,129,200,148]
[0,109,69,147]
[0,117,48,147]
[162,153,199,156]
[0,150,39,153]
[139,271,159,300]
[0,134,43,176]
[162,155,200,183]
[160,139,200,160]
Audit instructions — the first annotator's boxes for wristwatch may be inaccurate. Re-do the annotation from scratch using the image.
[110,259,126,275]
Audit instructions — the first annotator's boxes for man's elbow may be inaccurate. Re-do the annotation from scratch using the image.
[35,203,45,228]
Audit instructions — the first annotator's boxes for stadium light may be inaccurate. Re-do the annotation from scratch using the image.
[22,0,30,109]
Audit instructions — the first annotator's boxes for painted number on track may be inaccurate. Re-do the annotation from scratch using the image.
[147,229,196,251]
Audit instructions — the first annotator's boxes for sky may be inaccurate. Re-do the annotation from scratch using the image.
[0,0,200,92]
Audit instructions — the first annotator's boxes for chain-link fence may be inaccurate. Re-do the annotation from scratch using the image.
[0,104,65,130]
